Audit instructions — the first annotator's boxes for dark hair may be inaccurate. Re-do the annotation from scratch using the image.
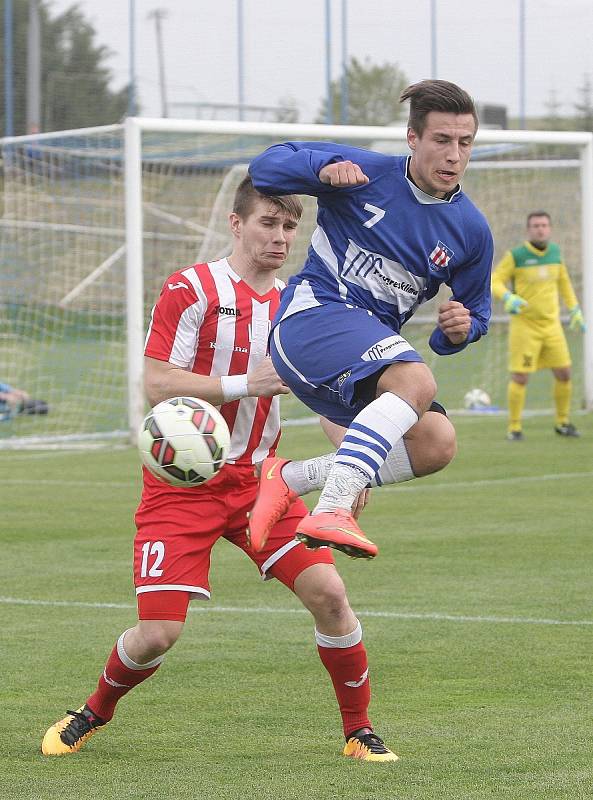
[400,79,478,137]
[527,210,551,224]
[233,176,303,221]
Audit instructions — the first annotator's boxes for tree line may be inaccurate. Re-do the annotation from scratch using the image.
[1,0,128,135]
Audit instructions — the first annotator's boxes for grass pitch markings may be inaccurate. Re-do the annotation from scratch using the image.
[1,470,592,492]
[1,596,592,627]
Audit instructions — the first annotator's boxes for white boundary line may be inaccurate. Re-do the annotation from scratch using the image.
[0,407,586,452]
[381,470,593,493]
[0,470,592,492]
[0,595,591,627]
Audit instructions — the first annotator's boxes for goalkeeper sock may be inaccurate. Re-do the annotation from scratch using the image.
[86,630,163,721]
[507,380,526,432]
[316,622,372,737]
[553,378,572,426]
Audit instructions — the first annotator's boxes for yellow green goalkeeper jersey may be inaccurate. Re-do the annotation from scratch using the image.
[491,241,578,323]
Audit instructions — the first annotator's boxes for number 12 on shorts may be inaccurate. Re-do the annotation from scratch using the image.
[140,540,165,577]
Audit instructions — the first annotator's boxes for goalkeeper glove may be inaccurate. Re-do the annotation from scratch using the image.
[502,291,528,315]
[569,305,586,332]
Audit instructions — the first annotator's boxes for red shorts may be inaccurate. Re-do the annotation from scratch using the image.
[133,463,334,621]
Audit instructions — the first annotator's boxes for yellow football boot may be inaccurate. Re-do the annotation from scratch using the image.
[41,705,106,756]
[343,730,399,762]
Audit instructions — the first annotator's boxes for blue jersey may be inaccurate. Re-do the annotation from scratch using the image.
[249,141,493,355]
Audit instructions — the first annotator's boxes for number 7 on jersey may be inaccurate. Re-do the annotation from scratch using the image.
[363,203,386,228]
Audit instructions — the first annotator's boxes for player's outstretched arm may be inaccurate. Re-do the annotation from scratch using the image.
[250,141,387,196]
[144,355,289,408]
[145,356,229,407]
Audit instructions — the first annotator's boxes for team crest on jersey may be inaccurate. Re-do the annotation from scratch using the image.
[429,241,454,270]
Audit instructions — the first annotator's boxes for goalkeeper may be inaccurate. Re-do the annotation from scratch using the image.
[491,211,585,440]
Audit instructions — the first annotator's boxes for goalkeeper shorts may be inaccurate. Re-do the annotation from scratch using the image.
[508,318,571,372]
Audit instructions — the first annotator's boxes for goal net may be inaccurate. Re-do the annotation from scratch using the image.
[1,119,591,446]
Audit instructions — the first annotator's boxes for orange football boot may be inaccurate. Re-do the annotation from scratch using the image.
[295,509,378,559]
[248,456,298,551]
[343,729,399,762]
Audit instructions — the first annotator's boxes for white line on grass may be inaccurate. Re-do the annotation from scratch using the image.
[381,470,593,493]
[1,470,592,493]
[0,477,138,488]
[1,596,592,627]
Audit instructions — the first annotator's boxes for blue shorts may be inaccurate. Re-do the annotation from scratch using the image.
[270,304,423,426]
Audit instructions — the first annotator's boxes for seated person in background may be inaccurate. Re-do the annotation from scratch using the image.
[0,381,49,420]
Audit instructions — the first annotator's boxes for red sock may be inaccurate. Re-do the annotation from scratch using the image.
[86,631,163,721]
[316,624,372,737]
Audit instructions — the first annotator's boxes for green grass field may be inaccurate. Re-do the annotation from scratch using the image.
[0,321,585,443]
[1,412,592,800]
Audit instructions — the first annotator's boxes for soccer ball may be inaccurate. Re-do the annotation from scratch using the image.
[138,397,231,487]
[463,388,491,410]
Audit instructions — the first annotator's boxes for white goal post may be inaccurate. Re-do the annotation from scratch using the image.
[1,118,592,446]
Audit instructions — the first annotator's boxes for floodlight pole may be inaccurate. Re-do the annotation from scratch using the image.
[237,0,245,120]
[430,0,437,78]
[148,8,169,117]
[128,0,137,116]
[4,0,14,136]
[27,0,41,134]
[341,0,348,125]
[519,0,526,128]
[325,0,333,124]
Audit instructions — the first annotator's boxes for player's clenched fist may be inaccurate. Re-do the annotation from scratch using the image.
[318,160,370,187]
[437,300,471,345]
[247,356,290,397]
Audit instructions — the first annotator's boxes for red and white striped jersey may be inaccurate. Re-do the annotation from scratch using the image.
[144,258,284,471]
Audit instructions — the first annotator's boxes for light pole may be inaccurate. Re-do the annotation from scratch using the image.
[519,0,526,128]
[27,0,41,133]
[341,0,348,125]
[430,0,437,78]
[128,0,136,116]
[4,0,14,135]
[237,0,245,120]
[148,8,168,118]
[325,0,333,124]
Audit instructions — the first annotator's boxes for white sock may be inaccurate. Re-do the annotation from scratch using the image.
[315,621,363,649]
[371,438,415,485]
[282,453,335,495]
[119,630,165,669]
[313,462,370,514]
[282,437,414,496]
[313,393,418,513]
